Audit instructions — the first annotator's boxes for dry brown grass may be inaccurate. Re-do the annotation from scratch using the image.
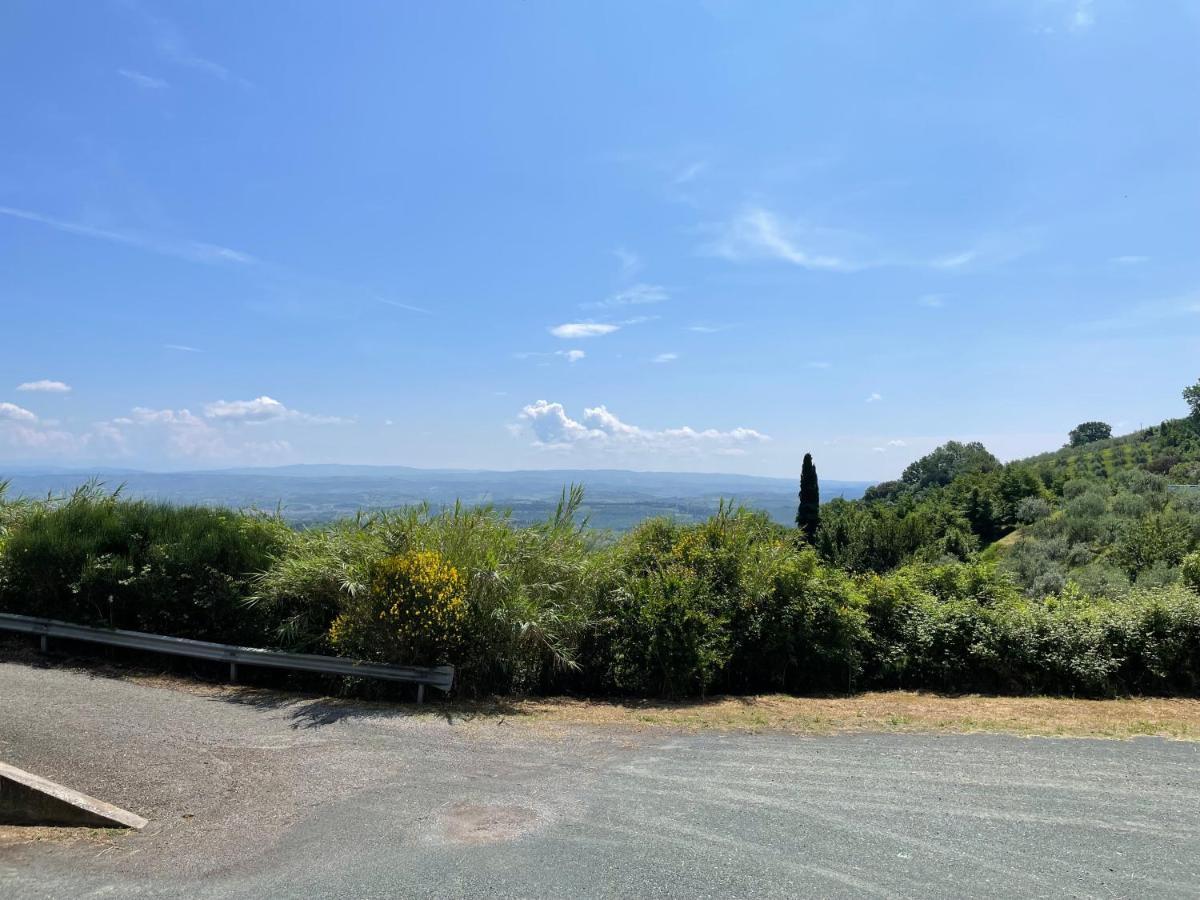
[483,692,1200,740]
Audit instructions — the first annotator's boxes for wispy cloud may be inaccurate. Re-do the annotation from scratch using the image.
[866,392,883,403]
[918,294,947,307]
[652,352,679,364]
[673,161,708,185]
[118,68,168,90]
[708,206,857,271]
[549,322,619,339]
[0,206,255,266]
[556,349,585,363]
[1070,0,1096,31]
[807,361,832,369]
[378,298,432,314]
[164,343,203,353]
[586,283,669,309]
[518,400,769,454]
[614,247,642,278]
[147,14,250,87]
[17,380,71,393]
[930,250,976,270]
[687,323,731,334]
[1111,255,1149,265]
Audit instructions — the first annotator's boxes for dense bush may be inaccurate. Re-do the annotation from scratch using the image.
[3,483,1200,700]
[328,551,466,665]
[250,488,598,695]
[0,486,284,645]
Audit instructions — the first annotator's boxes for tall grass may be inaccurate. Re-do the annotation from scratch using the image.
[250,486,599,693]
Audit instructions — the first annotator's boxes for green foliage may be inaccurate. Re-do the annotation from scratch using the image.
[796,452,821,539]
[0,486,286,644]
[1183,552,1200,593]
[252,487,599,695]
[4,475,1200,700]
[327,550,466,665]
[1184,378,1200,419]
[1069,421,1113,447]
[900,441,1001,492]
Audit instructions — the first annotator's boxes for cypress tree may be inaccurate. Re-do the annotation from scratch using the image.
[796,453,821,539]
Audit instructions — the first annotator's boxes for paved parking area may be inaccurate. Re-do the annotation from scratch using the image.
[2,658,1198,898]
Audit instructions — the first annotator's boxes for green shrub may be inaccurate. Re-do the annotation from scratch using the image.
[0,488,285,645]
[327,550,466,666]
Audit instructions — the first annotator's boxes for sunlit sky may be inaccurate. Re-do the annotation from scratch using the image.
[2,1,1199,479]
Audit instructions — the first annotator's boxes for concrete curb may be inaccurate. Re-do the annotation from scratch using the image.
[0,762,148,829]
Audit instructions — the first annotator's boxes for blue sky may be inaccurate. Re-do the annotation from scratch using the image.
[2,0,1199,479]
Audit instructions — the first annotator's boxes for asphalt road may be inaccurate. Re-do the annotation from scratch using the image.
[2,657,1199,898]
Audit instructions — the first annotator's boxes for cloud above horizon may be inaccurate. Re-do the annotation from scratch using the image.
[518,400,769,455]
[549,322,620,339]
[16,380,71,393]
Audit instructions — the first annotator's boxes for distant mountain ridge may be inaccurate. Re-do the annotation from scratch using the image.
[0,465,874,532]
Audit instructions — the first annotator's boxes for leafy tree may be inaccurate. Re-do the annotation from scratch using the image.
[1068,421,1112,447]
[1185,378,1200,419]
[796,453,821,539]
[900,441,1000,492]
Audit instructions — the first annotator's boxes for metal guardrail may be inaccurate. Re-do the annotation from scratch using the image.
[0,612,453,702]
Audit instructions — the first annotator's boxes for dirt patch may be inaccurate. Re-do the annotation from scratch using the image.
[438,803,541,844]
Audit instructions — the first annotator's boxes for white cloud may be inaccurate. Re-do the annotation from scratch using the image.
[204,396,290,422]
[588,283,669,309]
[164,343,203,352]
[0,402,38,422]
[866,392,883,403]
[687,323,729,333]
[0,206,255,267]
[807,361,832,369]
[557,349,586,363]
[887,439,907,447]
[708,206,856,271]
[202,395,347,425]
[652,352,679,364]
[16,380,71,393]
[1111,255,1149,265]
[549,322,619,339]
[517,400,768,454]
[118,68,168,90]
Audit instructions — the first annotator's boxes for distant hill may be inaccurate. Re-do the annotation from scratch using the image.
[0,465,874,531]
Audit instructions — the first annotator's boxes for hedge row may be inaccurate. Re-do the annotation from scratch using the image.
[2,488,1199,698]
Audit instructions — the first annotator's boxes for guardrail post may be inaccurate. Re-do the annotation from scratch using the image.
[416,684,425,704]
[229,661,238,682]
[39,634,47,653]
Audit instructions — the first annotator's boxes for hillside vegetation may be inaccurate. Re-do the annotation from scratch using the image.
[2,382,1200,701]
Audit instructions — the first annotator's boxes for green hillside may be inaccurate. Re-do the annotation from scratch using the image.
[1020,417,1200,488]
[812,381,1200,599]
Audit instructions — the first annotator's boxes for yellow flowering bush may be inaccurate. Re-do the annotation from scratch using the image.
[328,550,466,665]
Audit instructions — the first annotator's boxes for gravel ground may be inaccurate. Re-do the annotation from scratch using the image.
[2,657,1199,898]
